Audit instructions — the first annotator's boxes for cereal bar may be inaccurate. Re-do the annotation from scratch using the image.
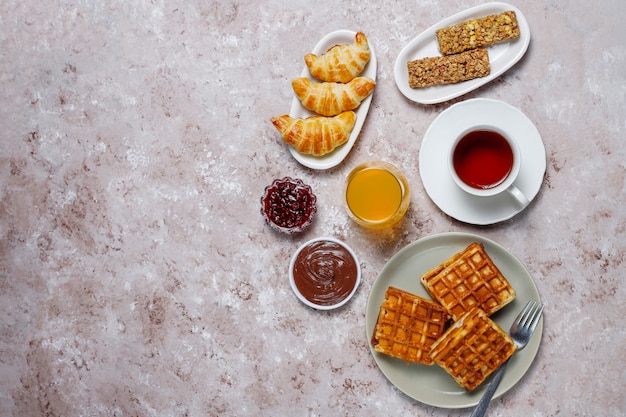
[407,48,490,88]
[436,11,521,56]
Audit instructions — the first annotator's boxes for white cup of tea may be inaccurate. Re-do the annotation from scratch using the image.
[448,125,529,206]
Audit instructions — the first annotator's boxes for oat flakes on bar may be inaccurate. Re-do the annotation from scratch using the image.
[407,48,490,88]
[436,11,521,56]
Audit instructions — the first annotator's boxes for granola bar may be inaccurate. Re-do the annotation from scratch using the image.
[407,48,490,88]
[436,11,520,56]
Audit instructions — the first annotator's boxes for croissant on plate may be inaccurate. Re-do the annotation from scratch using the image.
[304,32,371,83]
[292,77,376,117]
[271,111,357,156]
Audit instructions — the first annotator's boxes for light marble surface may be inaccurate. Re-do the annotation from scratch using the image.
[1,1,625,416]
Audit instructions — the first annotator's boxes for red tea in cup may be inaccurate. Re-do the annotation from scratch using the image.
[452,129,514,190]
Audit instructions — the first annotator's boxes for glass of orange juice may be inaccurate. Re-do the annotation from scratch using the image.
[345,161,410,229]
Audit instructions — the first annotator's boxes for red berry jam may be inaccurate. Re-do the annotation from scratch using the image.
[261,178,317,233]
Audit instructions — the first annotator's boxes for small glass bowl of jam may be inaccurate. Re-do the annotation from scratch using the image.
[289,237,361,310]
[261,177,317,234]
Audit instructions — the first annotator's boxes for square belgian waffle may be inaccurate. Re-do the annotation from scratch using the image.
[420,242,516,321]
[371,286,449,365]
[430,308,517,391]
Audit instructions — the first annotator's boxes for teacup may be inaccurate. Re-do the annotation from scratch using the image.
[448,125,529,206]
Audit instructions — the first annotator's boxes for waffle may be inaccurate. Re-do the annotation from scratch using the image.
[430,308,517,390]
[371,286,449,365]
[420,242,516,321]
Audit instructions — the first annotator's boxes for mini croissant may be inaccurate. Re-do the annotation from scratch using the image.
[305,32,371,83]
[271,111,357,156]
[292,77,376,117]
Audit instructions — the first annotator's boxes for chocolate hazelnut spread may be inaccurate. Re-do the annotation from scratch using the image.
[292,240,358,306]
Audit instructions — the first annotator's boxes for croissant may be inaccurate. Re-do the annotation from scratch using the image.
[292,77,376,117]
[271,111,357,156]
[304,32,371,83]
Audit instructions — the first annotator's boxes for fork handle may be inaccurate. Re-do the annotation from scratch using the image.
[469,359,510,417]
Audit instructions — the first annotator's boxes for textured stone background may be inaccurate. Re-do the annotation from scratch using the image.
[1,1,624,416]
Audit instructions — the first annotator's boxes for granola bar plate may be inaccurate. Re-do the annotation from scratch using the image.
[394,2,530,104]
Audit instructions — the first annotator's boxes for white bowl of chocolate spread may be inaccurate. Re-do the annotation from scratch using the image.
[289,237,361,310]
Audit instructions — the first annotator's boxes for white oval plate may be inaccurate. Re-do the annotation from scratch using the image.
[419,98,546,225]
[394,2,530,104]
[287,30,377,170]
[366,232,543,408]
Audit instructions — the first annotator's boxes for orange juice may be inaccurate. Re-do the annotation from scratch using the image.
[345,162,410,228]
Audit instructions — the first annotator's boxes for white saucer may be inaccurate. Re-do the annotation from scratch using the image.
[419,98,546,225]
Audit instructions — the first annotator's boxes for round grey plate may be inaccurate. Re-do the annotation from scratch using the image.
[365,232,543,408]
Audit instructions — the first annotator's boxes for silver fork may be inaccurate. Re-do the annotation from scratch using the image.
[469,300,545,417]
